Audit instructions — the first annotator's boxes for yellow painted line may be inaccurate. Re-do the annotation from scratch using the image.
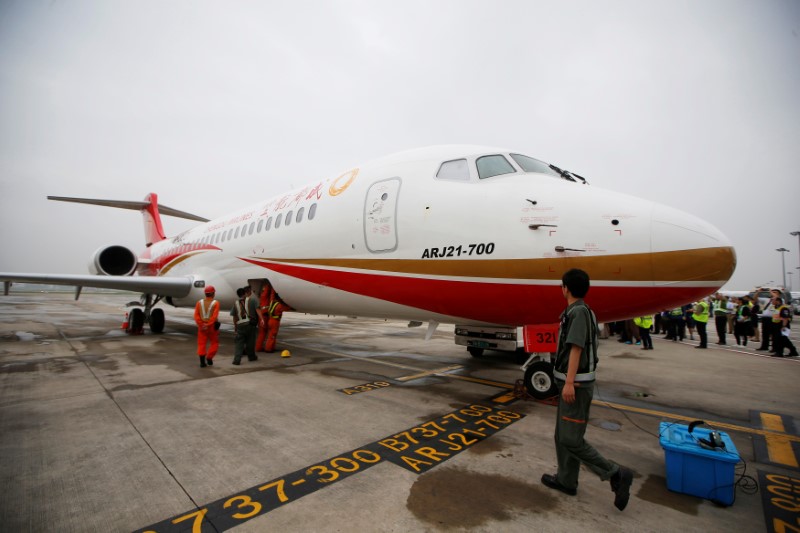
[761,413,787,432]
[395,365,463,382]
[594,400,800,443]
[765,435,799,467]
[492,392,518,404]
[442,373,515,389]
[760,413,799,467]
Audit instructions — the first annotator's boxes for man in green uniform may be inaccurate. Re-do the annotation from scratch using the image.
[541,268,634,511]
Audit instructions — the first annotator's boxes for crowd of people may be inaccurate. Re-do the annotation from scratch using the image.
[194,279,291,367]
[605,289,797,357]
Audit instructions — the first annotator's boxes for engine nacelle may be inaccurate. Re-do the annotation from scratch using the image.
[88,245,138,276]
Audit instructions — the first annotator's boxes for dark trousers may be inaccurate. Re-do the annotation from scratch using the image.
[233,322,258,363]
[638,327,653,349]
[734,321,749,346]
[696,321,708,348]
[774,329,798,356]
[758,317,773,350]
[554,381,618,490]
[714,315,727,344]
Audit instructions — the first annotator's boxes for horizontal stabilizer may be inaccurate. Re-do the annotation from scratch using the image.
[47,196,209,223]
[0,273,194,298]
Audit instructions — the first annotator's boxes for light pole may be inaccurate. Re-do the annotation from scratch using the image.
[792,231,800,278]
[788,272,794,292]
[776,248,789,289]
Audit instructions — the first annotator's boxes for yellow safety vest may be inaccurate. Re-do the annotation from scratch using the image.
[694,301,710,323]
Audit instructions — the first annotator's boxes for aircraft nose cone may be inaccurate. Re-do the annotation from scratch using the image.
[650,203,736,286]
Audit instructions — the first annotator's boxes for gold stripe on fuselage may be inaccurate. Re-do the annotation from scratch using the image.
[256,247,735,283]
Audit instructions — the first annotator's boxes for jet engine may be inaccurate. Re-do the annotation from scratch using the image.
[88,245,138,276]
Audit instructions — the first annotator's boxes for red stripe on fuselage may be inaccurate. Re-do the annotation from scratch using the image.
[243,258,714,325]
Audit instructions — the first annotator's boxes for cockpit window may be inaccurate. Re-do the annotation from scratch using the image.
[436,159,470,181]
[510,154,561,177]
[476,155,516,179]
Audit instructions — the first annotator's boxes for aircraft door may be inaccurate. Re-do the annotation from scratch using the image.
[364,177,401,253]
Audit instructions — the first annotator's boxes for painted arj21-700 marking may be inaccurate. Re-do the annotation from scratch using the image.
[0,145,736,334]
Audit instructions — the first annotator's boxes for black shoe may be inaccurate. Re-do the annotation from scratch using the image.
[232,359,241,365]
[207,358,214,366]
[199,356,207,368]
[756,348,768,351]
[695,345,707,349]
[248,355,258,361]
[541,474,576,496]
[611,467,633,511]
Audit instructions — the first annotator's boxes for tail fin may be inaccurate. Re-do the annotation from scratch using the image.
[47,193,210,247]
[142,193,167,246]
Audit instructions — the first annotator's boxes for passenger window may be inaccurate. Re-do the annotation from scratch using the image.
[285,210,293,226]
[275,213,283,228]
[227,229,233,240]
[220,232,226,243]
[257,219,264,233]
[296,207,305,223]
[248,222,255,235]
[436,158,470,181]
[477,155,516,179]
[308,203,317,220]
[234,226,240,239]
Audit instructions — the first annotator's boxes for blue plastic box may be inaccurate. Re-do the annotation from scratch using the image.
[659,422,740,505]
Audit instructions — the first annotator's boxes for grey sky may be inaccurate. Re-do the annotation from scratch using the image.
[1,0,799,291]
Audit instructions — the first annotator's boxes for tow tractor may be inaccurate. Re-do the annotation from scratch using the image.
[454,324,559,400]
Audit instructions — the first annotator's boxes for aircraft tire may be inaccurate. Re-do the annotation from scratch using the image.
[523,361,558,400]
[127,308,145,334]
[467,347,485,358]
[149,308,165,333]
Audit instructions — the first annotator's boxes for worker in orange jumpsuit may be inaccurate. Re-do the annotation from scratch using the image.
[194,285,220,367]
[255,283,274,352]
[265,295,291,353]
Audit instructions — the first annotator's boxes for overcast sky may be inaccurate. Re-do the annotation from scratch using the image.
[1,0,798,291]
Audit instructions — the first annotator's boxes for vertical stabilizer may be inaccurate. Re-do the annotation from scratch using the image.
[142,193,167,247]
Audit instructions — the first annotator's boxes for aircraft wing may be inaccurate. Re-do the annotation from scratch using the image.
[0,272,194,297]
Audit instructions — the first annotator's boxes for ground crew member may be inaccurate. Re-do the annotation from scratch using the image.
[540,268,633,511]
[668,307,685,341]
[230,287,258,365]
[264,294,290,353]
[194,285,219,367]
[255,283,273,352]
[773,297,798,357]
[756,291,778,351]
[244,285,259,360]
[693,298,709,349]
[712,293,728,345]
[633,315,653,350]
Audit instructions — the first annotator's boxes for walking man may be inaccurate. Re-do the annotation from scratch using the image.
[194,285,219,367]
[540,268,633,511]
[231,286,258,365]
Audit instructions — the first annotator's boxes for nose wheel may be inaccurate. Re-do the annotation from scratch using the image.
[523,360,558,400]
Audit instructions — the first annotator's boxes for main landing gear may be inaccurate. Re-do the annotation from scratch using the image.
[126,294,166,334]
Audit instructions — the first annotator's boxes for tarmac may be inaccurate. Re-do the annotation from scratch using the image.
[1,292,799,532]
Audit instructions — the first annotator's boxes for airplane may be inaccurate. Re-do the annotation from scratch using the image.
[0,145,737,397]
